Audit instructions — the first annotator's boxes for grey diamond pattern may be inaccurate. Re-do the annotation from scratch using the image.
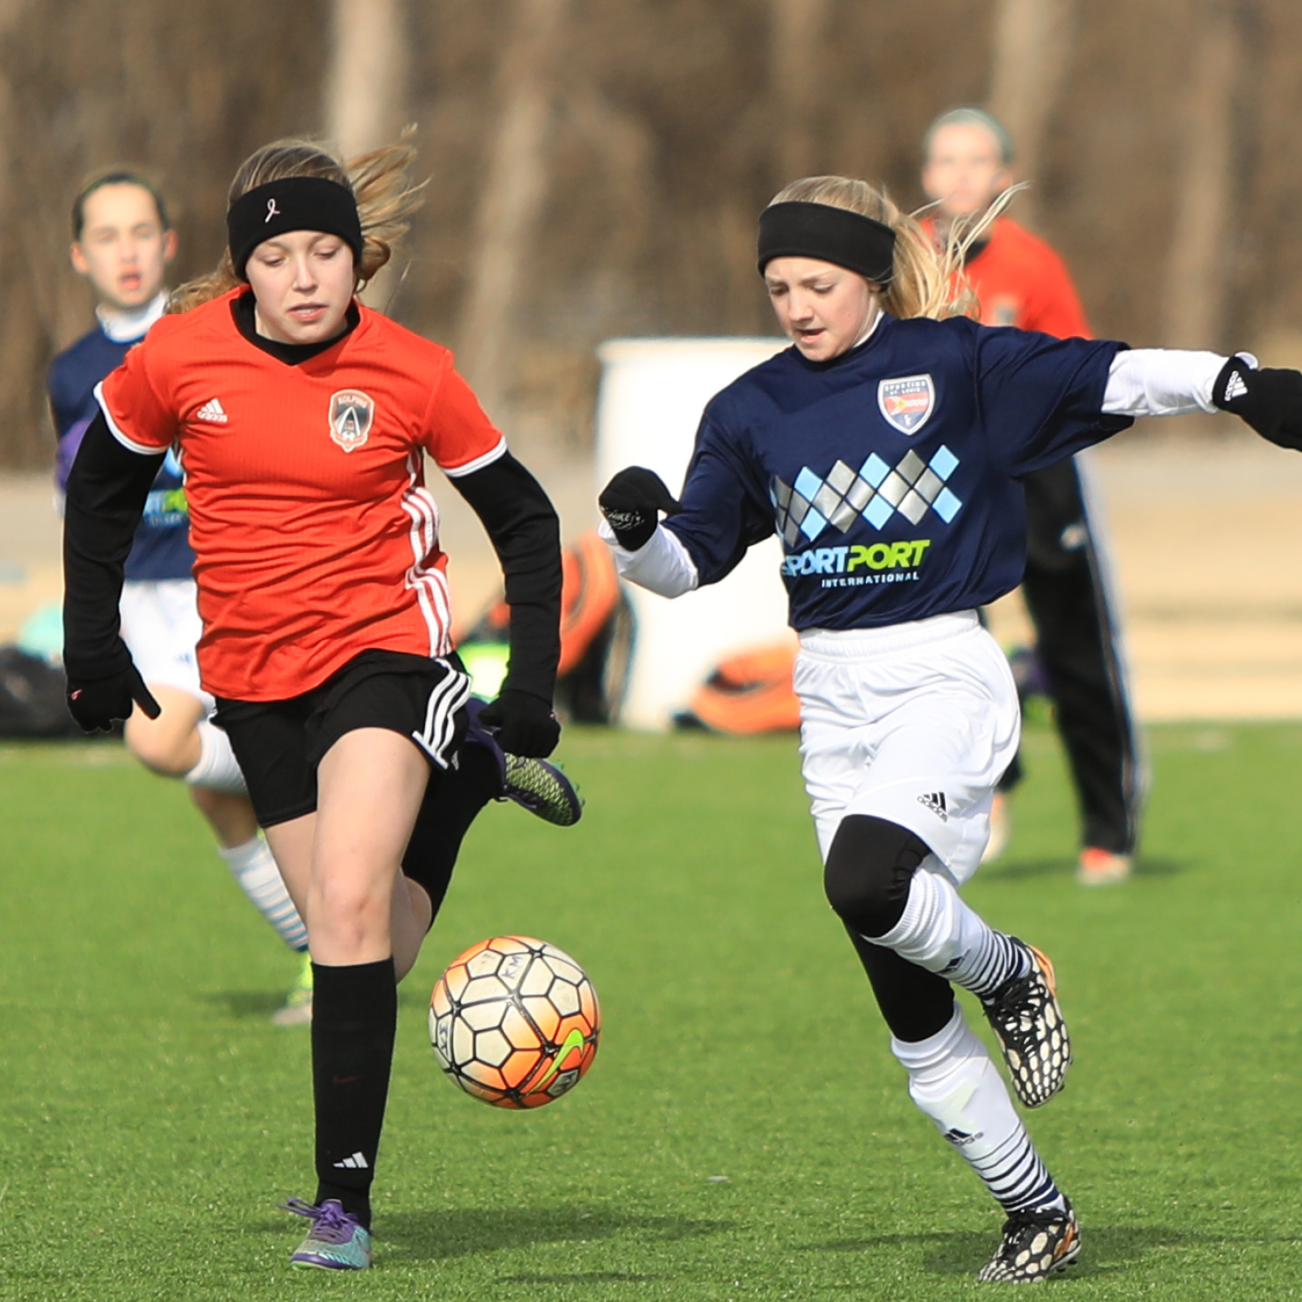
[771,445,962,543]
[811,481,844,520]
[897,490,929,525]
[877,471,910,507]
[825,461,858,494]
[915,467,943,500]
[845,477,874,512]
[828,498,861,532]
[897,450,926,483]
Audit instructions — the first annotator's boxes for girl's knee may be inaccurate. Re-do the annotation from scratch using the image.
[311,868,390,937]
[824,815,930,938]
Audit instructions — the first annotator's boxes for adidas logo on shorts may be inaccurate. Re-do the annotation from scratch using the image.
[917,790,949,821]
[195,397,229,423]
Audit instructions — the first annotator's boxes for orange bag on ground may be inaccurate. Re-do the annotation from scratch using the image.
[462,530,633,724]
[677,641,801,735]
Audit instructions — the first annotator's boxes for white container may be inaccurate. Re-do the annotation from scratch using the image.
[594,337,794,730]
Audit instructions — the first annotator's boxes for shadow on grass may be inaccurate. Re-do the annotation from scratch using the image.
[810,1229,988,1276]
[204,990,287,1019]
[981,855,1186,882]
[249,1206,727,1263]
[497,1272,662,1285]
[810,1222,1289,1277]
[382,1207,727,1262]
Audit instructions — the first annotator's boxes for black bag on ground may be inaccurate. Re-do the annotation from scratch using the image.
[0,646,85,738]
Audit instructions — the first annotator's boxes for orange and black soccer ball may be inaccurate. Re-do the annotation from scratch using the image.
[429,936,600,1109]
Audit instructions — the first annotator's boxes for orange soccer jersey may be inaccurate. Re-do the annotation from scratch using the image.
[97,289,506,701]
[962,218,1091,341]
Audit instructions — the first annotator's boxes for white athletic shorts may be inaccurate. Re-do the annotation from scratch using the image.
[118,578,214,714]
[796,610,1020,887]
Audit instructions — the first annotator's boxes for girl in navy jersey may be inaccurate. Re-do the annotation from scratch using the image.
[599,174,1302,1282]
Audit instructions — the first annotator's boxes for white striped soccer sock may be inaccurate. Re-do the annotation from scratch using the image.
[185,720,248,796]
[893,1004,1065,1215]
[871,861,1030,1000]
[218,836,308,952]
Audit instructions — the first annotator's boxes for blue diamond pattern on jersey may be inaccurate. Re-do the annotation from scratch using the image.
[771,446,963,545]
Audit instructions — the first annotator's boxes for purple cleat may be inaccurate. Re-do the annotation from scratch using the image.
[282,1198,373,1270]
[463,698,583,827]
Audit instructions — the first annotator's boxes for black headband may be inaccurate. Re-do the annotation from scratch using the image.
[227,177,364,280]
[757,201,896,283]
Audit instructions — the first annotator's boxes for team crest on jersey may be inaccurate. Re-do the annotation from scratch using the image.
[877,374,936,435]
[329,390,375,452]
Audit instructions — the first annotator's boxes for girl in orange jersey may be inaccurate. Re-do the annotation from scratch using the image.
[62,137,569,1271]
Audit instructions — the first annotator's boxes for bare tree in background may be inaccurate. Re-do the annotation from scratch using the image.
[325,0,409,157]
[325,0,410,312]
[4,0,1302,469]
[456,0,571,425]
[770,0,830,184]
[987,0,1076,223]
[1159,0,1242,349]
[0,0,328,468]
[0,0,56,470]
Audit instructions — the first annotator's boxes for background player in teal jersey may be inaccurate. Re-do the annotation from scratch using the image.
[51,171,312,1022]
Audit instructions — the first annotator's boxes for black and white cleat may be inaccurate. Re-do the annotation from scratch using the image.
[981,939,1071,1109]
[977,1200,1081,1283]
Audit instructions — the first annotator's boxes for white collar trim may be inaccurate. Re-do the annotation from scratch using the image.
[97,290,168,343]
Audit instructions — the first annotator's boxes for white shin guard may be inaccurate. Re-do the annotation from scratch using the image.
[219,837,308,952]
[892,1005,1060,1214]
[184,720,248,796]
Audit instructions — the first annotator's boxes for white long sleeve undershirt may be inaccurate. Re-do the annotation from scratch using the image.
[1101,347,1236,417]
[599,518,700,597]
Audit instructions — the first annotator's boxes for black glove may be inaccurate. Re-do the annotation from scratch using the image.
[478,688,560,758]
[599,466,683,551]
[66,661,160,734]
[1213,355,1302,450]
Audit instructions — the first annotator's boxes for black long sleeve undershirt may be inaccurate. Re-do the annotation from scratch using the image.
[62,414,562,706]
[62,411,163,680]
[451,452,562,706]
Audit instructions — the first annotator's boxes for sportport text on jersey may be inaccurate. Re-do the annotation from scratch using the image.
[781,538,932,578]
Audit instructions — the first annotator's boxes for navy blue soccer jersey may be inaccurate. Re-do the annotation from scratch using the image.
[663,313,1132,630]
[49,323,194,581]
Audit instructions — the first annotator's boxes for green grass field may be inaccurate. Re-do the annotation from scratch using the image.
[3,721,1302,1300]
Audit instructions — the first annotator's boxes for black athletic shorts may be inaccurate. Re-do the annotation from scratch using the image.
[213,649,472,827]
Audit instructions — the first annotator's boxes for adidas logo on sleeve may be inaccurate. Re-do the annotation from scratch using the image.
[195,397,229,424]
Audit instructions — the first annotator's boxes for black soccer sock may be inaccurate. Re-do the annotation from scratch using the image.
[311,958,397,1228]
[457,731,508,802]
[844,926,956,1043]
[401,745,499,919]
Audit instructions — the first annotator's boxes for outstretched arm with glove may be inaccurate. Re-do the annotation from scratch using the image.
[598,413,775,599]
[1100,347,1302,443]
